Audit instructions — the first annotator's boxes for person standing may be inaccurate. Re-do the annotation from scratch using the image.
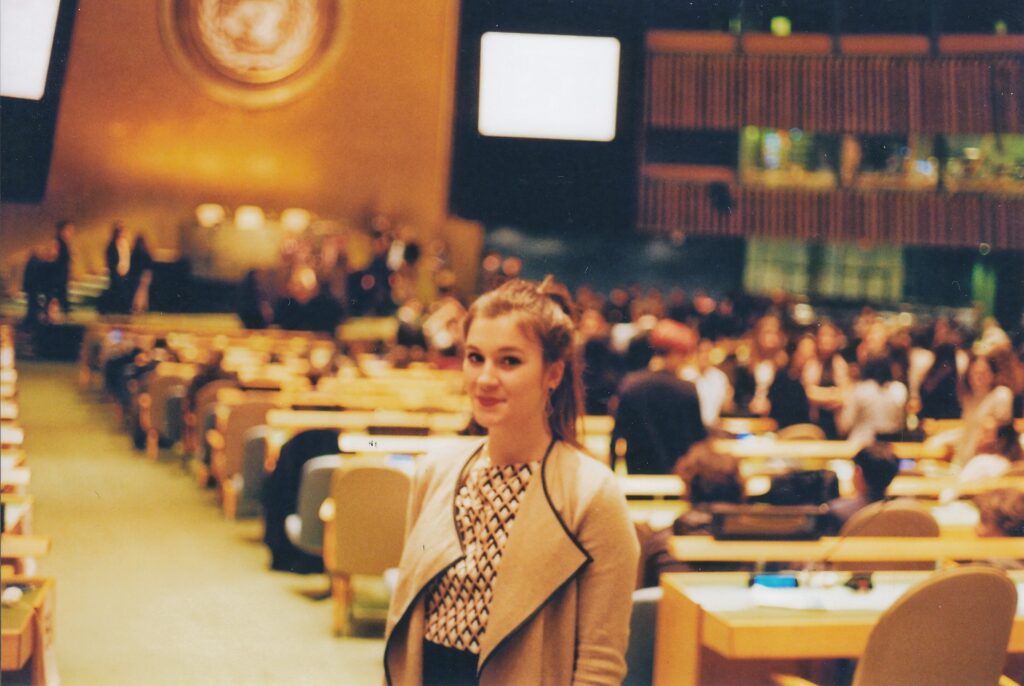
[53,219,74,314]
[103,222,132,314]
[385,278,639,685]
[611,319,707,474]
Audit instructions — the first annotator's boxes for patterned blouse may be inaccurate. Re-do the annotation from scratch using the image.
[423,452,538,654]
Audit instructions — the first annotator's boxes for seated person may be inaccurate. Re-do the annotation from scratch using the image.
[974,488,1024,538]
[636,442,746,587]
[974,488,1024,572]
[958,420,1023,483]
[820,443,900,535]
[837,355,908,446]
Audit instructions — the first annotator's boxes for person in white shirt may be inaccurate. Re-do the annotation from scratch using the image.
[838,355,908,447]
[680,340,732,428]
[952,353,1014,465]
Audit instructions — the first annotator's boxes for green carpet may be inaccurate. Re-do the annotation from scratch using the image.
[17,361,384,685]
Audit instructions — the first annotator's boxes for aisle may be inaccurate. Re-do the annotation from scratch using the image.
[17,361,383,685]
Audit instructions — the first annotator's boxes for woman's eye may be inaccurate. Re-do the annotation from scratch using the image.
[502,356,522,367]
[466,352,483,364]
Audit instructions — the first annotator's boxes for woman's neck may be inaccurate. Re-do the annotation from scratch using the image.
[487,421,553,466]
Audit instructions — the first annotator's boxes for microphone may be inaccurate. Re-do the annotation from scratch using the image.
[801,496,895,587]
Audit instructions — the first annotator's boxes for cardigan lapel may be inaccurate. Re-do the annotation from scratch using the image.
[476,442,591,669]
[388,439,484,631]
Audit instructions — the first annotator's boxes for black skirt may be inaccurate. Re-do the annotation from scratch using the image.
[422,640,479,686]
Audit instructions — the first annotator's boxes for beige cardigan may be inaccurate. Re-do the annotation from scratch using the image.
[384,438,640,685]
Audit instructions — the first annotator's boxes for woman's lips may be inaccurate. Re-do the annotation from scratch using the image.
[476,396,502,408]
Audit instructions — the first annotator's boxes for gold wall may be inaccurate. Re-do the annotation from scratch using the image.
[1,0,462,276]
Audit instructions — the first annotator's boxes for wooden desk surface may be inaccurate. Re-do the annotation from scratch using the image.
[887,475,1024,499]
[0,450,27,472]
[265,409,470,434]
[712,438,948,461]
[655,571,1024,686]
[2,497,32,535]
[668,535,1024,563]
[0,423,24,447]
[337,434,481,455]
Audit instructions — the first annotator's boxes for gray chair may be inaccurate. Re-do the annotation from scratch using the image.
[624,586,662,686]
[237,425,274,519]
[285,454,343,556]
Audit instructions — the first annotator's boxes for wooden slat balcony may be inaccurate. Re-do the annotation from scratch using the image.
[645,38,1024,134]
[638,170,1024,249]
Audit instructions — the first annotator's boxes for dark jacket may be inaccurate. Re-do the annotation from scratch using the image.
[612,369,706,474]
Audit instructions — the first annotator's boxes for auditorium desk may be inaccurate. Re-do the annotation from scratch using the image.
[712,438,949,461]
[1,576,57,683]
[668,536,1024,564]
[654,571,1024,686]
[1,495,32,534]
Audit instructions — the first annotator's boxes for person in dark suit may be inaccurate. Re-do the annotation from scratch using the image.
[821,443,900,534]
[54,219,74,314]
[611,319,707,474]
[102,222,132,314]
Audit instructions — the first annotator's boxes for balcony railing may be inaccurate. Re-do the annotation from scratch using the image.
[639,170,1024,249]
[645,46,1024,134]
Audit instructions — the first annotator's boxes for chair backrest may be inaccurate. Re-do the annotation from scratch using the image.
[149,374,190,439]
[837,499,940,571]
[623,587,662,686]
[194,378,237,418]
[239,425,275,508]
[292,454,344,555]
[776,423,826,441]
[840,500,940,537]
[222,400,276,479]
[853,566,1017,686]
[331,461,412,576]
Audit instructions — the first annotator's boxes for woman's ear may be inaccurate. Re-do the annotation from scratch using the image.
[546,360,565,391]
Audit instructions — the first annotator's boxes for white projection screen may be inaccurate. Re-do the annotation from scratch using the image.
[1,0,62,100]
[478,32,621,142]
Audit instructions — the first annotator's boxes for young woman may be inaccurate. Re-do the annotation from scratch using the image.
[953,354,1014,465]
[385,278,639,686]
[837,354,908,446]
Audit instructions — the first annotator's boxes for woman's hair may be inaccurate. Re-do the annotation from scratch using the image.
[974,488,1024,537]
[960,352,998,398]
[673,441,744,505]
[991,422,1023,463]
[463,276,583,446]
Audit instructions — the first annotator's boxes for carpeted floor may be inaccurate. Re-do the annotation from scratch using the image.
[17,361,384,685]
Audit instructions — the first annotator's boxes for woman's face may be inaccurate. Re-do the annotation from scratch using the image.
[463,314,562,434]
[817,325,840,356]
[968,357,995,394]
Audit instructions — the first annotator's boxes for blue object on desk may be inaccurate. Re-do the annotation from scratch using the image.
[750,573,799,588]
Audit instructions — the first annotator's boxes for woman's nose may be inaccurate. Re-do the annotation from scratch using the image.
[476,362,498,386]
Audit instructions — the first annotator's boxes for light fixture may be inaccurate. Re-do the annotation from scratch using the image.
[770,16,792,37]
[281,207,312,233]
[195,203,226,228]
[234,205,265,231]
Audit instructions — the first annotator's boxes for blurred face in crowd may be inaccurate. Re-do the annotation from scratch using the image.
[755,316,783,357]
[817,323,842,357]
[463,314,562,436]
[967,356,995,395]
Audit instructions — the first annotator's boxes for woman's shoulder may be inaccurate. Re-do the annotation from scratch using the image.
[414,437,486,483]
[548,442,625,506]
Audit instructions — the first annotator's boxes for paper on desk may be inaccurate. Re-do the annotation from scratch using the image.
[750,585,910,612]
